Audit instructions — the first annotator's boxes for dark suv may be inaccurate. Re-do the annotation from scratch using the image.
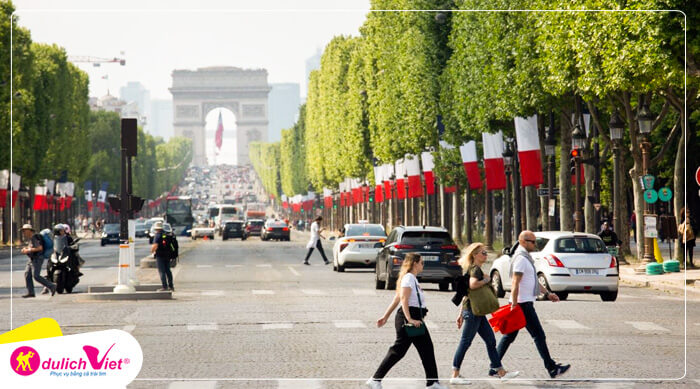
[222,221,246,240]
[375,226,461,291]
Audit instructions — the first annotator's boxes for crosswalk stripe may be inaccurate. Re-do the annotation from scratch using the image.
[302,289,323,295]
[333,320,366,328]
[278,379,322,389]
[353,289,376,296]
[187,323,218,331]
[625,321,670,332]
[288,266,300,276]
[547,319,590,330]
[122,325,135,333]
[263,322,293,330]
[256,264,272,267]
[168,381,217,389]
[202,290,225,296]
[225,264,242,268]
[196,265,213,268]
[423,319,439,330]
[252,290,275,295]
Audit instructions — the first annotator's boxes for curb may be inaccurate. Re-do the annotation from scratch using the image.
[619,277,700,299]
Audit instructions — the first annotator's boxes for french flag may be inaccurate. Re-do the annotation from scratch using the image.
[420,152,435,195]
[482,131,507,191]
[383,164,394,200]
[515,115,544,187]
[324,188,334,208]
[0,170,8,208]
[395,159,406,200]
[459,140,482,190]
[405,154,423,198]
[33,185,47,211]
[281,194,288,209]
[373,165,384,203]
[10,172,20,208]
[352,179,363,204]
[303,192,314,212]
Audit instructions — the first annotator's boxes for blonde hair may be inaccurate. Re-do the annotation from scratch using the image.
[459,242,485,272]
[396,253,422,292]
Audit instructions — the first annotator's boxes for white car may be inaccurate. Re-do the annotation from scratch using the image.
[489,232,619,302]
[332,223,387,272]
[190,225,215,240]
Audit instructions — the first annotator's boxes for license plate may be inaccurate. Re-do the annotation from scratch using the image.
[422,255,439,262]
[358,244,375,249]
[574,268,599,275]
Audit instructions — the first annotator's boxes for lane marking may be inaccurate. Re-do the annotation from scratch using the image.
[352,289,376,296]
[262,322,293,330]
[225,264,242,268]
[187,323,218,331]
[333,320,366,329]
[106,267,116,270]
[625,321,670,332]
[301,289,323,295]
[278,379,322,389]
[256,264,272,268]
[196,265,213,268]
[547,320,590,330]
[169,381,217,389]
[423,319,439,330]
[252,290,275,295]
[202,290,225,296]
[288,266,300,276]
[122,325,135,333]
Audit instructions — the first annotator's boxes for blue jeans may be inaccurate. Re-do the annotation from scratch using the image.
[452,308,503,370]
[156,256,173,289]
[496,302,556,371]
[25,257,55,294]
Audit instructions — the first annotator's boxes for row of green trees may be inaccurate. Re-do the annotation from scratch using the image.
[1,1,191,202]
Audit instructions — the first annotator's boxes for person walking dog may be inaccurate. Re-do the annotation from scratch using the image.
[366,253,447,389]
[20,224,56,298]
[450,242,519,384]
[496,230,570,378]
[303,216,329,265]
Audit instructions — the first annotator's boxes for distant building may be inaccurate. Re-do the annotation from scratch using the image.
[303,47,322,100]
[119,81,151,128]
[268,83,300,142]
[149,99,174,140]
[89,93,127,114]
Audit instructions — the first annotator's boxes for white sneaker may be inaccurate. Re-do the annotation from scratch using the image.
[449,376,472,385]
[366,378,382,389]
[500,371,520,380]
[426,383,448,389]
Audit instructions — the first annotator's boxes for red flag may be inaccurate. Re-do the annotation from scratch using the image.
[10,173,20,207]
[515,116,544,187]
[0,170,8,208]
[215,111,224,152]
[445,186,457,194]
[571,163,585,185]
[33,186,46,211]
[395,160,406,200]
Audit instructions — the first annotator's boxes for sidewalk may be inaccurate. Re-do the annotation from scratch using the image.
[618,263,700,299]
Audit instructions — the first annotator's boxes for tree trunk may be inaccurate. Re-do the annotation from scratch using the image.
[439,184,446,228]
[464,186,472,244]
[485,187,493,249]
[452,186,461,245]
[526,186,538,231]
[673,113,685,261]
[559,111,574,231]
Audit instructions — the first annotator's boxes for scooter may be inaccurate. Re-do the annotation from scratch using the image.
[48,237,83,294]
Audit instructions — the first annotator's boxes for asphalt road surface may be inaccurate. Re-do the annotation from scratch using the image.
[1,232,698,388]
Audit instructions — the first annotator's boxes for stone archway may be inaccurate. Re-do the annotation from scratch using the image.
[170,66,270,166]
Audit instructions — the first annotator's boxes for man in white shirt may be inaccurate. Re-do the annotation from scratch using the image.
[495,230,570,379]
[303,216,329,265]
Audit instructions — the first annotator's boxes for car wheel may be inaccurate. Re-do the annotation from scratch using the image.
[100,241,105,247]
[222,236,228,241]
[537,273,554,301]
[337,260,345,272]
[386,273,397,290]
[600,291,617,302]
[439,281,450,291]
[375,263,386,290]
[491,270,506,298]
[192,236,196,240]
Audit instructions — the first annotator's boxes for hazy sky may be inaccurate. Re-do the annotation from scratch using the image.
[13,0,370,99]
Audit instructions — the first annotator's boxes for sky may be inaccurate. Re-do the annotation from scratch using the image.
[12,0,370,99]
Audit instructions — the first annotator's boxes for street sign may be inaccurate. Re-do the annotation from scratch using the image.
[644,215,658,238]
[643,189,658,204]
[548,199,556,217]
[696,166,700,186]
[537,188,560,196]
[642,175,655,190]
[658,187,672,202]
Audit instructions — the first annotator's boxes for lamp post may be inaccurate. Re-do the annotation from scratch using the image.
[609,110,627,265]
[502,141,514,247]
[637,103,655,265]
[572,125,586,232]
[545,113,557,231]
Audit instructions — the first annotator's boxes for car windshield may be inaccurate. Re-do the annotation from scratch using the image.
[401,231,453,245]
[104,224,119,233]
[144,221,153,228]
[346,225,386,237]
[251,221,264,227]
[268,222,287,228]
[136,223,145,229]
[226,222,242,228]
[554,237,607,253]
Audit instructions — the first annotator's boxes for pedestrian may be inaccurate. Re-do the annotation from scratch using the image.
[20,224,56,298]
[678,208,696,268]
[303,216,329,265]
[598,222,621,248]
[496,230,570,378]
[450,243,519,384]
[151,222,176,291]
[366,253,447,389]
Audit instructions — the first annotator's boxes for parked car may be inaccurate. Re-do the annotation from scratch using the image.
[489,232,619,302]
[148,223,173,244]
[191,224,215,240]
[332,223,386,272]
[101,223,121,246]
[374,226,461,291]
[260,220,290,241]
[243,219,265,238]
[222,221,246,240]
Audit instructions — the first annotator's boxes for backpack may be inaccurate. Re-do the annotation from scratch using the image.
[157,233,178,259]
[39,229,53,259]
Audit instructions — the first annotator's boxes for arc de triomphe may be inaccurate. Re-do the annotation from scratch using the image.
[170,66,270,166]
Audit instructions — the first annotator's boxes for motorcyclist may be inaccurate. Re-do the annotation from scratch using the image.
[45,224,83,294]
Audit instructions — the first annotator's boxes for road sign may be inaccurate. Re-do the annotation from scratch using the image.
[537,188,560,196]
[658,187,672,202]
[696,166,700,186]
[644,215,658,238]
[642,175,655,190]
[643,189,658,204]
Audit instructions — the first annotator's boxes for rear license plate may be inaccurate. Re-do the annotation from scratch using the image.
[358,244,375,249]
[422,255,439,262]
[574,268,600,275]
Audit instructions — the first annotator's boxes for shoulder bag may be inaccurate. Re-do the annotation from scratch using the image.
[403,278,426,337]
[468,266,500,316]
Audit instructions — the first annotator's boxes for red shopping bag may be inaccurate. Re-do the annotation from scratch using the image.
[488,304,526,334]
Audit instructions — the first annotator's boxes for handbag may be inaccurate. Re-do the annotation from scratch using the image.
[468,267,500,316]
[403,278,426,337]
[489,304,526,334]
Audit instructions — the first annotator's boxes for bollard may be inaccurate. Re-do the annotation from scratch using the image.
[127,220,139,286]
[114,243,136,293]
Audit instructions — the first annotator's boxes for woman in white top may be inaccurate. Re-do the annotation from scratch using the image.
[303,216,329,265]
[366,253,447,389]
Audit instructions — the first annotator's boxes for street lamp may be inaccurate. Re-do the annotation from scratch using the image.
[571,125,586,232]
[608,110,627,265]
[502,141,514,247]
[637,103,655,265]
[545,113,557,231]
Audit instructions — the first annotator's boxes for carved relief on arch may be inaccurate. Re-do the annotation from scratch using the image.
[246,128,261,142]
[201,101,239,118]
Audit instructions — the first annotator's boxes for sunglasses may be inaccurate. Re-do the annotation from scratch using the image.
[525,239,536,244]
[480,250,488,256]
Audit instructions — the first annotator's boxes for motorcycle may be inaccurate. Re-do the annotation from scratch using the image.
[48,236,84,294]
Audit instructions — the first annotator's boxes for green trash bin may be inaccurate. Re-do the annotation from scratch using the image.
[646,262,664,275]
[662,260,680,273]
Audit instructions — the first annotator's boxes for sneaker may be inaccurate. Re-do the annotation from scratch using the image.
[449,376,471,385]
[303,261,310,266]
[500,371,520,380]
[426,383,448,389]
[157,287,168,292]
[50,286,57,296]
[488,369,499,377]
[169,287,175,292]
[324,260,330,265]
[21,293,36,298]
[41,287,49,295]
[548,363,571,378]
[365,378,382,389]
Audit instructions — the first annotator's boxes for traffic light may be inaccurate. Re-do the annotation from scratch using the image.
[569,149,579,176]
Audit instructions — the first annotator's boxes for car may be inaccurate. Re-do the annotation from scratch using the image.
[222,221,246,240]
[100,223,121,246]
[374,226,461,291]
[243,219,265,238]
[489,232,619,302]
[148,223,173,244]
[260,220,290,241]
[332,223,386,272]
[191,224,215,240]
[135,221,149,238]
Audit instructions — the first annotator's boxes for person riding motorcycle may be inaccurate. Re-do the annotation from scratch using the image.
[45,224,83,294]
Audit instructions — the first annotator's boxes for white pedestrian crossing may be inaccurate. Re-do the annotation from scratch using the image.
[333,320,367,328]
[547,319,590,330]
[353,289,376,296]
[196,265,213,268]
[252,290,275,295]
[168,381,217,389]
[278,379,322,389]
[625,321,670,332]
[301,289,323,295]
[187,323,218,331]
[202,290,225,296]
[225,264,242,268]
[256,264,272,268]
[263,322,294,330]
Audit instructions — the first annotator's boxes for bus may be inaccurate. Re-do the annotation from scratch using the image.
[215,204,242,235]
[165,196,194,236]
